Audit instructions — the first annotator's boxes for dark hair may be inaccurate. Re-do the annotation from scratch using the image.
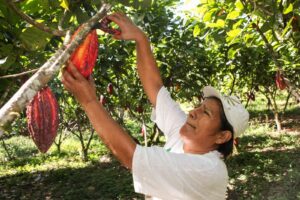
[206,97,234,159]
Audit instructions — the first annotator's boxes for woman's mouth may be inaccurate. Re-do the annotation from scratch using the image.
[186,122,196,129]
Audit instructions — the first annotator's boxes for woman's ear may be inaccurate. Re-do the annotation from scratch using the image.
[215,130,232,144]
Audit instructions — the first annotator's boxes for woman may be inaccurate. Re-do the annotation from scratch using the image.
[62,12,249,200]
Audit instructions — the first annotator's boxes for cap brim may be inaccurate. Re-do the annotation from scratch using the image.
[203,86,222,100]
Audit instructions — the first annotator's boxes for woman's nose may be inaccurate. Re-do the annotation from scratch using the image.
[189,107,203,119]
[189,110,196,119]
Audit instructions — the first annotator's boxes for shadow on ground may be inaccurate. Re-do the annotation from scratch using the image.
[1,133,299,199]
[227,134,300,200]
[0,160,143,200]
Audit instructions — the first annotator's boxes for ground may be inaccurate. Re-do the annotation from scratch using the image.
[0,105,299,199]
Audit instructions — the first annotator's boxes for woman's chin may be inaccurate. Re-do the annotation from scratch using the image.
[179,125,191,139]
[179,125,186,136]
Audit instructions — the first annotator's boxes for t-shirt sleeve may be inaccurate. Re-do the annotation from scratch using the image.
[132,145,228,200]
[151,86,187,140]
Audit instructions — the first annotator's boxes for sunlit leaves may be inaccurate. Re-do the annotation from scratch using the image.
[227,28,242,41]
[207,19,225,28]
[228,47,239,59]
[193,24,201,37]
[60,0,69,10]
[120,0,154,9]
[283,3,293,14]
[226,10,240,20]
[281,17,294,38]
[203,8,217,22]
[235,0,244,11]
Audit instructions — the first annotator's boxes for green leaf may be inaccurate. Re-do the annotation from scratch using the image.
[0,9,4,18]
[21,0,49,14]
[226,11,240,20]
[193,25,201,37]
[281,17,293,38]
[203,10,213,22]
[207,19,225,28]
[74,7,90,23]
[19,27,52,51]
[216,19,225,27]
[233,19,243,29]
[0,44,16,70]
[235,0,244,11]
[60,0,69,10]
[283,3,293,14]
[227,28,242,38]
[142,0,152,8]
[260,21,272,33]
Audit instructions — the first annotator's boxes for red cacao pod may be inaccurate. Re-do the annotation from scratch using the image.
[67,27,99,78]
[249,92,255,101]
[275,70,287,90]
[99,95,106,105]
[234,137,239,147]
[26,87,59,153]
[107,83,113,94]
[136,105,143,114]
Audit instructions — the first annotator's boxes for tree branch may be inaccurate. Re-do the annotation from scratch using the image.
[252,21,282,68]
[0,69,38,79]
[5,0,66,37]
[58,9,69,31]
[0,4,111,135]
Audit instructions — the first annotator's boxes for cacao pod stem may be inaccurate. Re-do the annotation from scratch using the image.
[94,18,121,35]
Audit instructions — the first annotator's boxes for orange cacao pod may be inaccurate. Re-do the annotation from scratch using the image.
[26,87,59,153]
[67,27,99,78]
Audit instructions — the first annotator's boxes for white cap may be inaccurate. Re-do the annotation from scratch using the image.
[203,86,249,138]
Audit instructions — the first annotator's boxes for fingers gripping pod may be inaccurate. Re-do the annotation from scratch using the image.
[94,18,121,35]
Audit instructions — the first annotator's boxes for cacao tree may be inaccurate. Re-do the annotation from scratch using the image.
[182,0,300,131]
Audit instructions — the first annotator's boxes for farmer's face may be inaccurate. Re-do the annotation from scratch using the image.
[179,98,224,152]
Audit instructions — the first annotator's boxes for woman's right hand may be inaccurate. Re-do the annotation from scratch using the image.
[107,12,146,42]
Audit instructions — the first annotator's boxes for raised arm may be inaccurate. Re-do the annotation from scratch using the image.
[108,13,163,107]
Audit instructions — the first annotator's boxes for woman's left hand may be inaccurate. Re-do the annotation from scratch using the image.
[62,62,98,107]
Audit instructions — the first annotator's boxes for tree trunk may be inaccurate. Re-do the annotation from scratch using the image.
[283,91,291,113]
[82,149,89,162]
[1,138,14,161]
[274,112,282,131]
[56,143,61,155]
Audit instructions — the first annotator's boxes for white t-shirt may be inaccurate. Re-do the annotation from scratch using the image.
[132,87,228,200]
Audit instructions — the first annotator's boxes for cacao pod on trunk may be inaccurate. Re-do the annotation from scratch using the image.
[26,86,59,153]
[107,83,113,94]
[275,70,287,90]
[67,27,99,78]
